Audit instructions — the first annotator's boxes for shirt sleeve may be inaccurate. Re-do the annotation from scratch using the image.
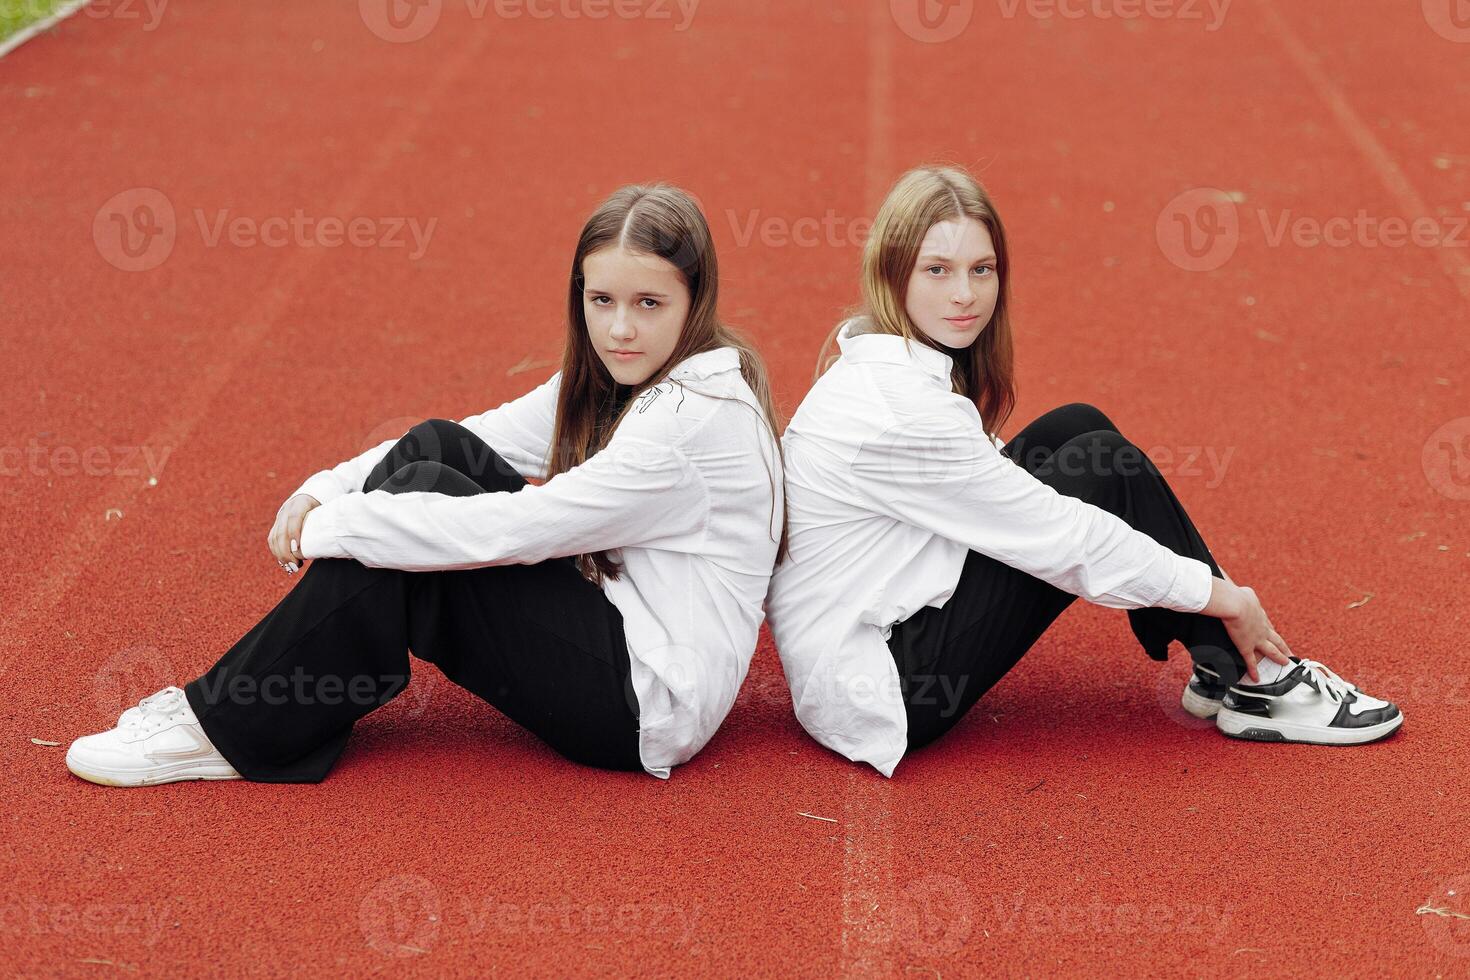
[286,372,562,507]
[850,406,1214,613]
[298,429,710,572]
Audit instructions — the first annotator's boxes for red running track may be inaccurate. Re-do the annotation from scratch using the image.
[2,0,1468,975]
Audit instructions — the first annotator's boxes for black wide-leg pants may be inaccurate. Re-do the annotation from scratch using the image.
[886,402,1249,751]
[183,420,644,782]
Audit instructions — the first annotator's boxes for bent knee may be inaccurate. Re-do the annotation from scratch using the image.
[1052,402,1118,436]
[1046,429,1152,487]
[404,417,472,445]
[382,459,460,495]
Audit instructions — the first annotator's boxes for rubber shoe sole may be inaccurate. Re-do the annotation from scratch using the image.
[65,748,242,788]
[1180,684,1223,720]
[1215,705,1404,745]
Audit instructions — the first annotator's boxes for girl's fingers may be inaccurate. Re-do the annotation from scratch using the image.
[1261,638,1291,666]
[1272,632,1295,661]
[270,523,293,567]
[1240,648,1260,682]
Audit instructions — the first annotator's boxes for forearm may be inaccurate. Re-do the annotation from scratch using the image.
[1199,574,1244,619]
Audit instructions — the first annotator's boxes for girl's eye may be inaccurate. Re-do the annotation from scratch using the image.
[974,265,995,277]
[638,297,659,309]
[589,295,611,306]
[926,265,946,276]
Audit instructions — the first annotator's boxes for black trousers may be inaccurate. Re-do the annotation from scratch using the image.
[184,420,643,782]
[886,403,1249,751]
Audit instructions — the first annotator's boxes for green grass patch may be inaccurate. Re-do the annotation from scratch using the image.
[1,0,75,44]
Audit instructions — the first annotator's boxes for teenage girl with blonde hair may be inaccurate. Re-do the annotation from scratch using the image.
[766,164,1401,777]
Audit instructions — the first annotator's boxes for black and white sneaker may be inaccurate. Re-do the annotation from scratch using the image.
[1214,656,1403,746]
[1180,663,1229,719]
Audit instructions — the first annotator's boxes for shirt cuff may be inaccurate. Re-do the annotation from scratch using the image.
[1159,556,1214,614]
[292,470,349,508]
[300,498,351,560]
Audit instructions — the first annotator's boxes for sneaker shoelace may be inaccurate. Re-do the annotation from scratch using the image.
[1295,659,1356,704]
[119,686,189,731]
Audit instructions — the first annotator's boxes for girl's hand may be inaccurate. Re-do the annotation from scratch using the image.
[1213,582,1294,682]
[269,494,320,572]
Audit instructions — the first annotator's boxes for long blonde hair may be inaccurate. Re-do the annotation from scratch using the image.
[548,183,788,583]
[816,164,1017,443]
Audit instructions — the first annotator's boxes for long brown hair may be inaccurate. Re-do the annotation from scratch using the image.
[816,164,1017,443]
[547,183,788,584]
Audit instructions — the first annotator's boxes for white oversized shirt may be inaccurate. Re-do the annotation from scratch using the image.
[294,346,784,780]
[765,320,1215,778]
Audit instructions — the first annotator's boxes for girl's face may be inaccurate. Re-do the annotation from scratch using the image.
[582,245,691,386]
[902,216,999,350]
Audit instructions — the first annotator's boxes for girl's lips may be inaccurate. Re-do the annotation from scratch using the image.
[609,350,642,360]
[945,315,979,325]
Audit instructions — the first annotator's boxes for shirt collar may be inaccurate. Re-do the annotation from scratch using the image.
[668,345,741,381]
[834,318,954,382]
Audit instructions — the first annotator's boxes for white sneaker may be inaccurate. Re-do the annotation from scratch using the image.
[1180,662,1229,719]
[66,686,242,787]
[1214,656,1402,746]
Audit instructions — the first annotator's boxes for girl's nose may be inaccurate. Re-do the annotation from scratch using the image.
[610,309,635,341]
